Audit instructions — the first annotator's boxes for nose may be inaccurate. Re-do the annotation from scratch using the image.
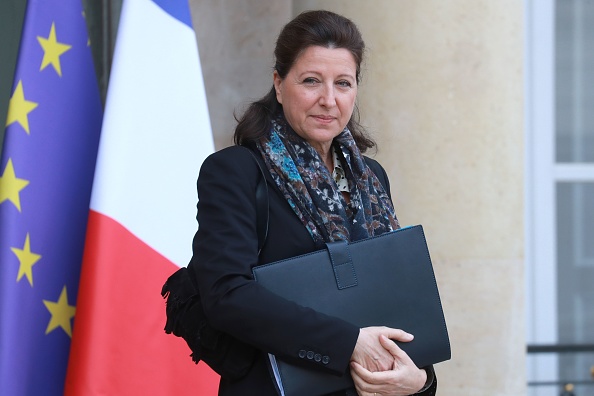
[319,83,336,108]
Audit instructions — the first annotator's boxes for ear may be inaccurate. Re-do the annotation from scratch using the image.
[273,70,283,104]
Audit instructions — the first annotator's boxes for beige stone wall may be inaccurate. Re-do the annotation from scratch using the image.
[192,0,526,394]
[189,0,292,149]
[294,1,525,394]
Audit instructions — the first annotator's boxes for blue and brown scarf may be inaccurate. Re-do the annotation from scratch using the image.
[256,115,399,245]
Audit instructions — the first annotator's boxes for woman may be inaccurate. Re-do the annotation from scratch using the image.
[189,10,436,396]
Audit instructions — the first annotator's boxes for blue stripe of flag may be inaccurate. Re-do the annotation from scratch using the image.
[151,0,193,28]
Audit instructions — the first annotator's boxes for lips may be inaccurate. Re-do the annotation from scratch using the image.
[312,115,336,123]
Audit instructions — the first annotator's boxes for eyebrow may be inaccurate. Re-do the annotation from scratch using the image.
[297,70,356,80]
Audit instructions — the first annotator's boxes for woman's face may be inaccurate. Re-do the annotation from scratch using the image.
[273,46,358,154]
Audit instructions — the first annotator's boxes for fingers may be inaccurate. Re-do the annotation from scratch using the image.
[350,361,375,384]
[351,366,386,396]
[379,334,419,370]
[351,356,427,395]
[351,327,415,373]
[350,361,396,384]
[379,334,405,358]
[350,361,372,393]
[352,328,397,372]
[381,327,414,342]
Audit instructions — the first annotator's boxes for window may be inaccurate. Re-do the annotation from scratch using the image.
[526,0,594,394]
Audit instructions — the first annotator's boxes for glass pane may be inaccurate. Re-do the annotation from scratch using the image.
[527,352,559,396]
[555,0,594,163]
[556,182,594,389]
[528,362,594,396]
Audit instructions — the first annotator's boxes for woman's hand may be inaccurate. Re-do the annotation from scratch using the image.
[350,327,414,372]
[350,334,427,396]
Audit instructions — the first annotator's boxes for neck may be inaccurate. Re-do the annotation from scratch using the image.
[311,142,333,171]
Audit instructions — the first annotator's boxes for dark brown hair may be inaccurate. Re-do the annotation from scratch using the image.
[233,10,375,152]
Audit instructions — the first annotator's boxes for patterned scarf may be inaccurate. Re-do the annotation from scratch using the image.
[256,115,399,245]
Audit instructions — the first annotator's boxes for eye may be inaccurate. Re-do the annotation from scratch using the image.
[336,80,353,88]
[302,77,319,85]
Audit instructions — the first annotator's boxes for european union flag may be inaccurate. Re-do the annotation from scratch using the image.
[0,0,102,394]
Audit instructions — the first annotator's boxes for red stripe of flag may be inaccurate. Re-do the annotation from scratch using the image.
[65,210,218,395]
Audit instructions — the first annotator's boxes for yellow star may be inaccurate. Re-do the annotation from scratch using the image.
[43,286,76,337]
[37,22,72,77]
[11,234,42,287]
[0,158,30,212]
[5,81,39,134]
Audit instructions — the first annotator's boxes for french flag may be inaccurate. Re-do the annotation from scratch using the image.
[65,0,218,394]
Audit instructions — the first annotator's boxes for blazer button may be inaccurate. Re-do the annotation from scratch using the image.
[298,350,306,359]
[306,351,314,360]
[314,354,322,362]
[322,356,330,365]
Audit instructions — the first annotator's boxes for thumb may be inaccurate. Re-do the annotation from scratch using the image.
[383,328,414,342]
[380,334,405,359]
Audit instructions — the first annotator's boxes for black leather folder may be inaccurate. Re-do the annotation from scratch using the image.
[252,225,450,396]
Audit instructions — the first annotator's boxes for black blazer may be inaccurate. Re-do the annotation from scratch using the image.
[189,145,436,396]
